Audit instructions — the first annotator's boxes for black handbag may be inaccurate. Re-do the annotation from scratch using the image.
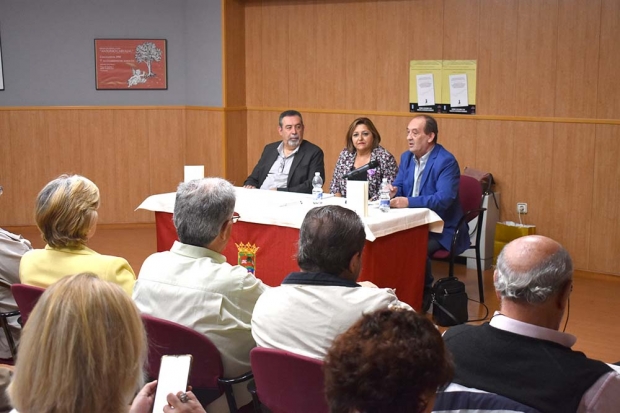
[432,277,468,326]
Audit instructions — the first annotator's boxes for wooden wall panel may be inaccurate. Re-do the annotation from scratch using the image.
[410,0,444,60]
[376,1,411,112]
[477,0,518,115]
[474,120,515,220]
[589,125,620,273]
[246,110,278,179]
[597,0,620,120]
[224,0,246,107]
[0,112,12,224]
[147,110,186,196]
[287,1,318,108]
[186,109,225,178]
[511,122,554,232]
[549,123,595,269]
[443,0,479,60]
[312,112,351,188]
[344,2,378,111]
[314,1,347,109]
[439,118,478,174]
[244,1,263,107]
[555,0,601,118]
[225,110,248,186]
[260,2,289,107]
[515,0,558,117]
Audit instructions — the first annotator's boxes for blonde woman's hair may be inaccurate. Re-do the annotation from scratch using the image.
[35,174,100,248]
[9,273,147,413]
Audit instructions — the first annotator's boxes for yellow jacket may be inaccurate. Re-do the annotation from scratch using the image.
[19,245,136,295]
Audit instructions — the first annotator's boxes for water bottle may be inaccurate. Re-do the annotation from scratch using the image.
[312,172,323,205]
[379,178,390,212]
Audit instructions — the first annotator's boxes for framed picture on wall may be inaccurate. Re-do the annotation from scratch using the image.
[0,27,5,91]
[94,39,167,90]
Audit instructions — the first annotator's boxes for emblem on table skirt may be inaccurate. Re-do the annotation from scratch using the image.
[236,242,259,274]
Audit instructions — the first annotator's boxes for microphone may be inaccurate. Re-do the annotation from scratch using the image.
[343,160,379,179]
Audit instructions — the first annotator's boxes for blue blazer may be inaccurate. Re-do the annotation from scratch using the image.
[392,144,469,253]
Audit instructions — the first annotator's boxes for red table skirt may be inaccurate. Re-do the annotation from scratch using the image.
[155,212,427,310]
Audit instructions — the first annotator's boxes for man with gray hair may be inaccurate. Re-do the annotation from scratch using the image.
[133,178,267,413]
[251,205,412,360]
[443,235,620,412]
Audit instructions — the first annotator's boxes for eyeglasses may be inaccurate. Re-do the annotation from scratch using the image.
[231,212,241,224]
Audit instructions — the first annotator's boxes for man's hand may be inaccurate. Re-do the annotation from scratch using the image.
[243,185,256,189]
[390,197,409,208]
[388,183,398,198]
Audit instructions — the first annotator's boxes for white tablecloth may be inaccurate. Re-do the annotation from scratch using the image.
[137,187,444,242]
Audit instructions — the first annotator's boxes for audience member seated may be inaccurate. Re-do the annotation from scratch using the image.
[329,117,398,201]
[324,308,453,413]
[0,185,31,359]
[19,175,135,294]
[133,178,267,413]
[443,235,620,413]
[251,205,412,360]
[7,273,186,413]
[243,110,325,193]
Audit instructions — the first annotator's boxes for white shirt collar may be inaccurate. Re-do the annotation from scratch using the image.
[489,311,577,348]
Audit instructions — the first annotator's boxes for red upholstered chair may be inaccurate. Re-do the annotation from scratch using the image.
[431,175,487,302]
[249,347,329,413]
[141,314,253,413]
[11,284,45,326]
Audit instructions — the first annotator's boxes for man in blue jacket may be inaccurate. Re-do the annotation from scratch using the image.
[389,115,469,311]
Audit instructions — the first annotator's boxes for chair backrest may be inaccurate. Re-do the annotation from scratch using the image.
[141,314,224,405]
[459,175,484,223]
[11,284,45,325]
[250,347,329,413]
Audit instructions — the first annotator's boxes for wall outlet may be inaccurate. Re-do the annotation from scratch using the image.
[517,202,528,214]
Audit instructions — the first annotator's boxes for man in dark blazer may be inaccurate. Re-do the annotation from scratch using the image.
[389,115,469,310]
[243,110,325,194]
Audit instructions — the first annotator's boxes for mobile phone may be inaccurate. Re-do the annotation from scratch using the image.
[152,354,193,413]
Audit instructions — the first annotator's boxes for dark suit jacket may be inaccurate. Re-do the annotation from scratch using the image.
[392,144,469,253]
[244,140,325,194]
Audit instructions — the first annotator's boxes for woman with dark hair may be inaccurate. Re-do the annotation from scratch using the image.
[330,117,398,201]
[324,308,453,413]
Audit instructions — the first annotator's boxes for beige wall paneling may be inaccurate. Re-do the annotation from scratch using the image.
[314,1,347,110]
[312,112,351,190]
[244,1,263,107]
[439,118,478,173]
[186,109,225,178]
[597,0,620,120]
[0,111,12,224]
[549,123,595,270]
[515,0,558,117]
[554,0,601,118]
[147,109,186,197]
[246,110,280,177]
[344,1,378,111]
[225,110,248,186]
[259,1,289,107]
[80,110,152,224]
[287,1,318,109]
[46,111,84,177]
[409,0,444,60]
[511,122,554,236]
[371,115,410,163]
[589,125,620,274]
[224,0,247,108]
[474,120,515,221]
[376,1,412,112]
[8,111,50,225]
[477,0,518,115]
[443,0,480,60]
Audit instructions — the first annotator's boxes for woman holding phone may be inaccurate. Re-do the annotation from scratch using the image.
[7,273,207,413]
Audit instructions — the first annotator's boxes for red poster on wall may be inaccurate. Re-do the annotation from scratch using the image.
[94,39,167,90]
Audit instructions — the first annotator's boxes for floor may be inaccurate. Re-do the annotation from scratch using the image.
[7,224,620,364]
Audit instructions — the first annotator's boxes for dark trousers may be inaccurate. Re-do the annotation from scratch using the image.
[426,237,442,288]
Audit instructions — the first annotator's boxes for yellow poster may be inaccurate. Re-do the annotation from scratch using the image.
[409,60,477,114]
